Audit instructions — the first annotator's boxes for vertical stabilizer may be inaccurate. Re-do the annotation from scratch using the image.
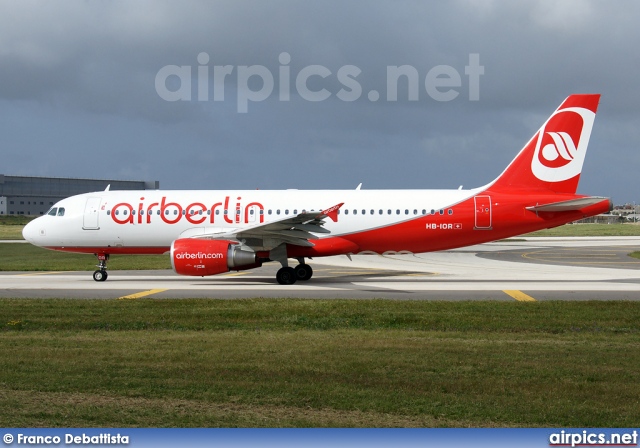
[488,94,600,194]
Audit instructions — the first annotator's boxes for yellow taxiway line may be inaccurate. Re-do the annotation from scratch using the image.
[503,290,537,302]
[117,289,167,300]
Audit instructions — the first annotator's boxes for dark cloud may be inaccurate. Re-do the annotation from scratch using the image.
[0,0,638,202]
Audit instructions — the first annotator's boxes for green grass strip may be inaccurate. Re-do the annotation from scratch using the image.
[0,225,25,240]
[0,244,171,271]
[1,299,639,427]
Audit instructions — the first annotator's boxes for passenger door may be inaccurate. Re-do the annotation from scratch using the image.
[82,197,102,230]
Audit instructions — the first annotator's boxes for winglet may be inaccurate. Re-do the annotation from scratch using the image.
[320,203,344,222]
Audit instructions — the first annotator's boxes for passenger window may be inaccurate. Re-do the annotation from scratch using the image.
[387,210,391,215]
[422,209,426,215]
[379,210,383,215]
[353,210,357,215]
[107,210,111,216]
[370,210,374,215]
[268,210,272,215]
[57,208,65,217]
[285,209,289,214]
[413,209,417,215]
[48,208,58,216]
[405,210,409,215]
[448,209,453,215]
[277,210,280,215]
[396,210,400,215]
[293,209,297,214]
[132,210,136,215]
[439,209,444,215]
[345,210,349,215]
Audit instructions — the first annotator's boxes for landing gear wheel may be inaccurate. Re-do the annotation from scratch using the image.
[93,270,108,282]
[93,253,110,282]
[294,264,313,281]
[276,267,297,285]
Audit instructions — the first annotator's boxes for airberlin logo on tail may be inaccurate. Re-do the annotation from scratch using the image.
[531,106,595,183]
[542,132,578,164]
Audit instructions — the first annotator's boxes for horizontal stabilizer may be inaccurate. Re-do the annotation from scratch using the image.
[526,196,610,212]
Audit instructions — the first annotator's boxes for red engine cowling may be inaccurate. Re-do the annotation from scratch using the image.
[171,239,261,276]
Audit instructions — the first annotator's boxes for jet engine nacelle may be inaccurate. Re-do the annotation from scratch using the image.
[171,238,261,276]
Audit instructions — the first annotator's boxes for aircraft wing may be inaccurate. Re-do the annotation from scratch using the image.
[190,203,344,250]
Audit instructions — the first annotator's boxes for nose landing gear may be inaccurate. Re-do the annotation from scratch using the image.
[93,253,109,282]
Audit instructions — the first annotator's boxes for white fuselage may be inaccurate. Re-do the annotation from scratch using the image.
[24,188,482,251]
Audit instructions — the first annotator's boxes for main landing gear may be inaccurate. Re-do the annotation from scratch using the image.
[276,259,313,285]
[93,253,109,282]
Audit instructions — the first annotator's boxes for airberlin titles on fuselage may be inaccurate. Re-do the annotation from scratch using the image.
[109,196,265,225]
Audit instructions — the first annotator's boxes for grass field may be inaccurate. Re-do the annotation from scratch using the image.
[1,299,638,427]
[0,216,33,226]
[0,215,32,239]
[0,225,25,240]
[0,243,171,271]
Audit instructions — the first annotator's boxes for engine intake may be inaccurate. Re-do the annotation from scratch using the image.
[171,238,261,276]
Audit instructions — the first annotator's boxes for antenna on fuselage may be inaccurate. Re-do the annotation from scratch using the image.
[355,183,362,190]
[105,184,111,191]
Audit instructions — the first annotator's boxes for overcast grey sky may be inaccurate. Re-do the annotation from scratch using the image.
[1,0,638,203]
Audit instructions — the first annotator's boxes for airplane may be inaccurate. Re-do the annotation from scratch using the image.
[22,94,612,284]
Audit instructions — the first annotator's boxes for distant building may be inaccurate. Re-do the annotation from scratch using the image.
[573,214,622,224]
[0,174,159,216]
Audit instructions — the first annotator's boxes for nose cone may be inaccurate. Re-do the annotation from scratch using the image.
[22,218,40,243]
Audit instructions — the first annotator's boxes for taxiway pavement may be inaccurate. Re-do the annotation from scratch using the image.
[1,237,639,300]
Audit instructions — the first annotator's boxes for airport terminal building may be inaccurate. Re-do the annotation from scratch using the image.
[0,174,159,216]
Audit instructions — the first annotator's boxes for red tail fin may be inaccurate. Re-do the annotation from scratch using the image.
[489,94,600,194]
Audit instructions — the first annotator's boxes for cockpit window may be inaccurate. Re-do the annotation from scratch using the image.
[47,208,58,216]
[57,208,65,217]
